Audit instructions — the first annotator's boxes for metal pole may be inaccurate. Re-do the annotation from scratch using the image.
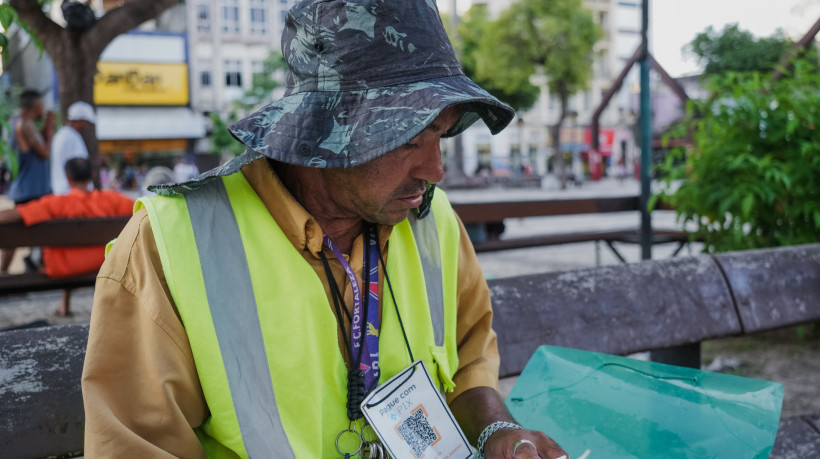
[639,0,652,260]
[642,0,699,368]
[447,0,466,181]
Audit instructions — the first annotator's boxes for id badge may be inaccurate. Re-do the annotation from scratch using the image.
[360,361,472,459]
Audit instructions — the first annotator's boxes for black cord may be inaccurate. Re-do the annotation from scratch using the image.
[375,239,415,363]
[319,250,353,360]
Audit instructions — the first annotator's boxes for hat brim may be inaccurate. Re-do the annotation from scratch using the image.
[229,75,514,169]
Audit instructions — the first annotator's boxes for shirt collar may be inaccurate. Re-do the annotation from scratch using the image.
[239,159,393,257]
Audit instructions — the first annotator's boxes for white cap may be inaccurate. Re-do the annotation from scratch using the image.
[67,101,96,124]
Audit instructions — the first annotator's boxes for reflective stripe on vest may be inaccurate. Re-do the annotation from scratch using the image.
[409,212,445,347]
[185,180,295,459]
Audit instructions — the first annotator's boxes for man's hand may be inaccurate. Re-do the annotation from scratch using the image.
[448,387,569,459]
[43,111,57,138]
[482,426,568,459]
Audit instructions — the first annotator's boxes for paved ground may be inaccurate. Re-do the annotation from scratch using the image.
[1,177,817,418]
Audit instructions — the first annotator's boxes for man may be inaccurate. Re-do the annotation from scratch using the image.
[82,2,569,458]
[1,89,55,275]
[0,157,134,314]
[51,101,96,195]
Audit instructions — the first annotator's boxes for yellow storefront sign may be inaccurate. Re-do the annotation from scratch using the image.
[99,138,189,154]
[95,62,189,106]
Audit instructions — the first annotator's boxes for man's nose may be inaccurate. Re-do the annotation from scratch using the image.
[412,140,445,184]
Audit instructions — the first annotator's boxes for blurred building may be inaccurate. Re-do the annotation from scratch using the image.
[182,0,297,116]
[1,3,207,169]
[1,0,299,164]
[452,0,649,182]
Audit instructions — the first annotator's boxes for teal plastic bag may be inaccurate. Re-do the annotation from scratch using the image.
[506,346,783,458]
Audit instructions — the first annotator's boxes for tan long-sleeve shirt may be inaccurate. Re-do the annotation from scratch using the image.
[81,159,499,457]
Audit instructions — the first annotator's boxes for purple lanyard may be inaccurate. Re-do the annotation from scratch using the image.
[322,223,381,392]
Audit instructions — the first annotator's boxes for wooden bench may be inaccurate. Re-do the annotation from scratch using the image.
[0,196,676,296]
[450,196,693,259]
[1,243,818,458]
[0,217,130,296]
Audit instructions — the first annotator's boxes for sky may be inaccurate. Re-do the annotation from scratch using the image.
[442,0,820,78]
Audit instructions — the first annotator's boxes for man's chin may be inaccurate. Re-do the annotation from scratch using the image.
[371,209,411,227]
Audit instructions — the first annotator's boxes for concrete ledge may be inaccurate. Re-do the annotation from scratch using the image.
[0,324,88,458]
[714,244,820,334]
[0,244,818,457]
[491,254,740,378]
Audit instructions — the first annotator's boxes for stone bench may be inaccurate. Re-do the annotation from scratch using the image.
[1,243,818,458]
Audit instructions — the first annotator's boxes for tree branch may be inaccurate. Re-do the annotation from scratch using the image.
[8,0,63,53]
[85,0,180,57]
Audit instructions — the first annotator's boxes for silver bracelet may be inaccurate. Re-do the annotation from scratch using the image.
[474,421,523,458]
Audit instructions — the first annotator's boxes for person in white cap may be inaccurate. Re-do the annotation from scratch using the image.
[50,101,96,195]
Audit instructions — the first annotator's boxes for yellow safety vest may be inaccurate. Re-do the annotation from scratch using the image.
[136,171,461,458]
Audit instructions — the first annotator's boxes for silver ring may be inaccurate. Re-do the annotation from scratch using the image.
[335,428,363,456]
[513,439,536,457]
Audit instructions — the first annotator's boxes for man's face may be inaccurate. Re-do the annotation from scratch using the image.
[32,99,44,119]
[71,120,93,133]
[320,106,461,226]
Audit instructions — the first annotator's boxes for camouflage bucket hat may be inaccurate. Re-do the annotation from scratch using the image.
[228,0,515,168]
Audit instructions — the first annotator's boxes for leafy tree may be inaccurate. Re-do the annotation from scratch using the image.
[1,0,180,183]
[687,23,817,76]
[452,5,540,113]
[656,59,820,252]
[472,0,600,187]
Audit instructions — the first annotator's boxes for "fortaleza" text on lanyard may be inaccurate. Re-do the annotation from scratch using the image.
[322,224,381,392]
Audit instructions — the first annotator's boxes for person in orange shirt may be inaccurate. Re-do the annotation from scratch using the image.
[0,157,134,314]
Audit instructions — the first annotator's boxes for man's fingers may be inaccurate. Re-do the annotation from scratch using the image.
[483,428,569,459]
[512,439,538,458]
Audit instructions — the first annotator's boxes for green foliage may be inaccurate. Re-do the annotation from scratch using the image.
[0,3,43,56]
[0,87,19,178]
[209,112,245,157]
[234,50,287,112]
[470,0,600,112]
[687,23,817,76]
[657,59,820,252]
[449,5,540,112]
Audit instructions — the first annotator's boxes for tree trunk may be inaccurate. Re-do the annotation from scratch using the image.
[551,84,570,189]
[10,0,181,188]
[50,30,102,187]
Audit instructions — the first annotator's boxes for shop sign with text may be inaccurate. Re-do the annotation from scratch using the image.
[94,62,189,106]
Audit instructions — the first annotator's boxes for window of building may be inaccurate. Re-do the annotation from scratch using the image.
[249,0,269,35]
[197,2,210,34]
[222,0,240,35]
[225,59,243,87]
[199,60,213,88]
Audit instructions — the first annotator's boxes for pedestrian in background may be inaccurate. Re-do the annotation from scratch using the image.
[1,89,55,275]
[51,101,96,195]
[0,157,134,315]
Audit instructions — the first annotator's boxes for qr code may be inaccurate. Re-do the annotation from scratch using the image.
[397,407,439,458]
